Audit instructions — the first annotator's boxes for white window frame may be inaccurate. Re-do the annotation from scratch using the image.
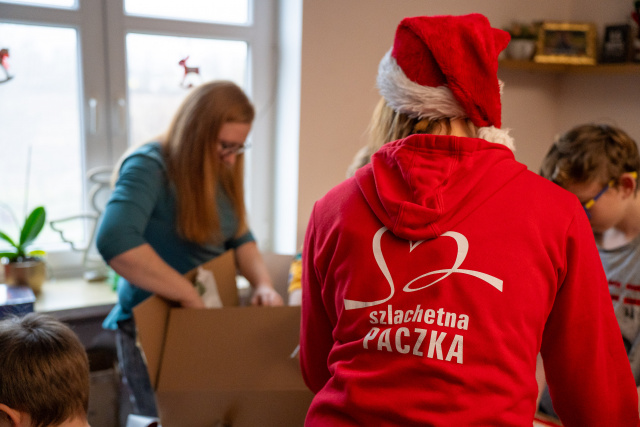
[0,0,286,277]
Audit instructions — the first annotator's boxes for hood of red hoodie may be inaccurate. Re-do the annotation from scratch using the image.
[355,134,527,241]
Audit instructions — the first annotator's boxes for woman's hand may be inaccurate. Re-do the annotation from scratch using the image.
[108,244,205,308]
[251,283,284,306]
[235,241,284,306]
[178,289,206,309]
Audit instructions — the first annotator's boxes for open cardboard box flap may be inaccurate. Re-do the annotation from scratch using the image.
[133,250,313,426]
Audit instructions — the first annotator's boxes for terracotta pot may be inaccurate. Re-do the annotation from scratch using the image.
[3,259,46,295]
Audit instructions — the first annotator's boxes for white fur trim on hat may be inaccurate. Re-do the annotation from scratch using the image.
[478,126,515,151]
[377,49,515,151]
[377,50,466,120]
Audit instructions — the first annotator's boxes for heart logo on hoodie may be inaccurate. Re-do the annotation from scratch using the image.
[344,226,503,310]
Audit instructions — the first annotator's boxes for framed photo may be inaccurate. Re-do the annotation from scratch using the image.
[601,24,631,63]
[534,21,597,65]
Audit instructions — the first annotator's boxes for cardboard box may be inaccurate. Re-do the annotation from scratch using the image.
[0,284,35,320]
[133,251,313,427]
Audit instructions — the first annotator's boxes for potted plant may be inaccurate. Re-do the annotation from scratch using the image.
[0,206,47,294]
[504,21,541,60]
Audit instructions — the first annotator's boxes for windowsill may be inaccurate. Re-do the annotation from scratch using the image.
[35,277,118,314]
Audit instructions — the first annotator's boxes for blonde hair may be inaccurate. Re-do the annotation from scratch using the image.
[346,97,476,177]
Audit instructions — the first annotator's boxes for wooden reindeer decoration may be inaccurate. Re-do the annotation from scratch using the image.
[178,56,200,88]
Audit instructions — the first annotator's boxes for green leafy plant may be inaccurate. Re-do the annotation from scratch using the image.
[0,206,46,262]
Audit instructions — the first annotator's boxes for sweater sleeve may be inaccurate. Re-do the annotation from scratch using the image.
[225,230,255,250]
[300,205,335,394]
[96,153,163,263]
[540,208,640,427]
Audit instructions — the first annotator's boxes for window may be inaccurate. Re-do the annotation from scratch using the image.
[0,0,292,277]
[1,0,75,7]
[125,33,248,147]
[124,0,249,24]
[0,23,83,248]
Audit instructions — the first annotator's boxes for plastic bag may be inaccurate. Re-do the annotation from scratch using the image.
[194,267,223,308]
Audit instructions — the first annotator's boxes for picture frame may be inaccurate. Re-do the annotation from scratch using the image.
[601,24,631,63]
[534,21,598,65]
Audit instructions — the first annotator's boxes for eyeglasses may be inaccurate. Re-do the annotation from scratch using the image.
[218,140,250,155]
[581,171,638,219]
[581,180,614,219]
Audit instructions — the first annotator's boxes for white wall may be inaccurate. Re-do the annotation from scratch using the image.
[296,0,640,247]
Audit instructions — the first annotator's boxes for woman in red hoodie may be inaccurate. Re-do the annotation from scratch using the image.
[300,13,640,426]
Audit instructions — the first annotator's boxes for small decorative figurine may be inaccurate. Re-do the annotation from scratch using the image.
[0,48,13,84]
[178,56,201,88]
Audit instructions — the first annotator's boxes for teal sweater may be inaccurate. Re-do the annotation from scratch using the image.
[97,142,253,329]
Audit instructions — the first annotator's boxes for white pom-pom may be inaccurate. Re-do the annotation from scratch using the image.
[477,126,515,151]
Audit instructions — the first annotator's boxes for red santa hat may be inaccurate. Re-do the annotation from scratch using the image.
[377,14,515,149]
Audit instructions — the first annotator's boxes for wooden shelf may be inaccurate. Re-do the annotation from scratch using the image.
[499,59,640,75]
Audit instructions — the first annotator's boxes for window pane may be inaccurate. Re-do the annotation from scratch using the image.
[0,23,84,250]
[0,0,76,8]
[124,0,249,25]
[126,33,248,146]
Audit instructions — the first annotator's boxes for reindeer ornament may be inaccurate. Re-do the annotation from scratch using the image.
[178,56,201,88]
[1,48,13,84]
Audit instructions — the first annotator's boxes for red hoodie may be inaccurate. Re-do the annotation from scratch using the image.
[300,134,639,426]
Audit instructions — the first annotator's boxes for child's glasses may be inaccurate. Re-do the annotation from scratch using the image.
[581,180,614,219]
[582,171,638,219]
